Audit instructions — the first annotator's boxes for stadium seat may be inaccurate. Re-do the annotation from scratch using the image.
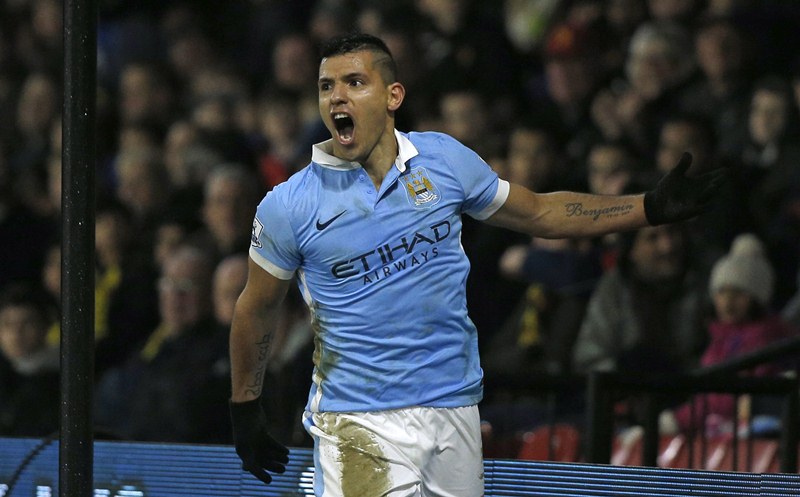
[517,423,582,462]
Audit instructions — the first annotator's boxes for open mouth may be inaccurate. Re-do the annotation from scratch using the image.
[333,112,355,145]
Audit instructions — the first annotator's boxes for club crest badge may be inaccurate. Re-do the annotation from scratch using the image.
[403,167,441,208]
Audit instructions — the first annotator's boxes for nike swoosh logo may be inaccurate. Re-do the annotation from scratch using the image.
[316,210,346,231]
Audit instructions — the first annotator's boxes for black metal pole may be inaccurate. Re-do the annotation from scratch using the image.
[780,384,799,473]
[60,0,97,496]
[585,371,614,464]
[640,394,660,467]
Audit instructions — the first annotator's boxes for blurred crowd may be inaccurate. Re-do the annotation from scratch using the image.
[3,0,800,453]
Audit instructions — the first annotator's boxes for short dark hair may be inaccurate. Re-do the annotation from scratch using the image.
[661,113,717,152]
[752,74,792,100]
[319,33,397,84]
[0,283,57,326]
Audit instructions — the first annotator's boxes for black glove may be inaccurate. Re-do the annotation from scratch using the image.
[230,398,290,484]
[643,152,728,226]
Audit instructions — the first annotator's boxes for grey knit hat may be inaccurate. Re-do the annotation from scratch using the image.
[709,233,774,305]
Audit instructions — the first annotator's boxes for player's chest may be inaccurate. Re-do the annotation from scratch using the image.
[300,167,459,266]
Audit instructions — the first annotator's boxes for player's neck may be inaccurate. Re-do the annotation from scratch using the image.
[362,131,399,189]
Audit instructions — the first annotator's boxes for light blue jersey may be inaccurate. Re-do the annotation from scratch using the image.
[249,130,509,412]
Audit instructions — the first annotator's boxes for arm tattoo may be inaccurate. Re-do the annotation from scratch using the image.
[565,202,634,221]
[244,333,274,397]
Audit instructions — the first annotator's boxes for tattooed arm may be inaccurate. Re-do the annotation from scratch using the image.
[487,182,648,239]
[229,257,291,402]
[488,152,726,237]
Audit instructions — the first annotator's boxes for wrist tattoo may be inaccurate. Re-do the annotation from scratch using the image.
[245,333,274,397]
[565,202,634,221]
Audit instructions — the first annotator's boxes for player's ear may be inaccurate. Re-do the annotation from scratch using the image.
[387,82,405,112]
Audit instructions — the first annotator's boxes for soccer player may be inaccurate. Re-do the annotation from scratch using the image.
[229,33,725,496]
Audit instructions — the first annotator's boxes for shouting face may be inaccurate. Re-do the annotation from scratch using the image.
[318,49,404,166]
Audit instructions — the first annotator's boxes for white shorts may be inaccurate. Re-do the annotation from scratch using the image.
[302,405,484,497]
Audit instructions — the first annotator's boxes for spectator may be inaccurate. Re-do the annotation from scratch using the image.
[590,21,696,158]
[0,142,57,291]
[40,240,61,317]
[557,0,606,26]
[187,62,251,109]
[487,235,603,377]
[524,20,612,165]
[151,210,200,274]
[163,21,222,91]
[189,162,262,264]
[183,61,259,169]
[10,99,60,225]
[0,282,60,437]
[162,119,225,217]
[111,145,171,255]
[646,0,704,25]
[13,0,63,76]
[9,71,60,173]
[162,119,202,188]
[678,15,754,160]
[116,61,178,137]
[94,244,230,443]
[504,123,573,193]
[267,31,319,124]
[259,29,324,165]
[603,0,649,63]
[661,234,797,436]
[739,75,800,180]
[572,221,709,375]
[502,0,560,57]
[572,219,713,430]
[654,113,753,264]
[437,87,505,160]
[586,140,639,198]
[237,1,314,81]
[739,76,800,305]
[253,88,304,189]
[0,27,23,146]
[188,91,257,169]
[117,121,163,153]
[415,0,519,98]
[655,114,717,175]
[370,21,431,131]
[92,199,159,373]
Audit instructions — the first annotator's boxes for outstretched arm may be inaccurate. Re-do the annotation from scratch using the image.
[487,185,647,238]
[487,152,727,238]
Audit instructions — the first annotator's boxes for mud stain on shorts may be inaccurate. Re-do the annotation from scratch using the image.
[332,417,391,496]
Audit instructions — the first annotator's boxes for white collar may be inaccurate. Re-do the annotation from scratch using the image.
[311,129,419,172]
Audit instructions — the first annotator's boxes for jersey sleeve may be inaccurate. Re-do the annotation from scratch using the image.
[248,188,300,280]
[443,135,510,220]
